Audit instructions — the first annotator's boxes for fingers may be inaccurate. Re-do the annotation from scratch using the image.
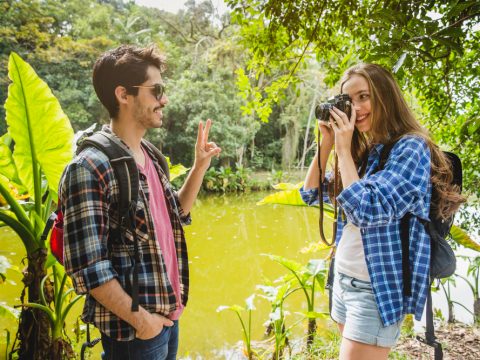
[196,121,203,145]
[207,142,221,157]
[152,313,174,327]
[203,119,212,144]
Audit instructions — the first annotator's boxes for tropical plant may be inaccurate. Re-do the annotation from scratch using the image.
[257,282,292,359]
[22,264,83,359]
[265,255,328,348]
[437,277,457,323]
[203,166,250,193]
[217,294,257,360]
[0,52,74,359]
[455,255,480,324]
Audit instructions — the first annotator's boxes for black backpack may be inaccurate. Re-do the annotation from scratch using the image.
[43,131,171,359]
[377,142,462,360]
[45,130,170,312]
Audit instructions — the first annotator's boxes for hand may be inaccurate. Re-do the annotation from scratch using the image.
[318,120,334,147]
[329,104,356,157]
[194,119,221,172]
[136,313,173,340]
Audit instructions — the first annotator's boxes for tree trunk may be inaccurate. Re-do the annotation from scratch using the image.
[14,248,51,360]
[299,91,318,170]
[281,116,299,169]
[447,300,455,323]
[306,319,317,348]
[474,297,480,324]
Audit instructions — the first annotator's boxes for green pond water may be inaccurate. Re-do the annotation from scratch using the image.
[0,192,332,359]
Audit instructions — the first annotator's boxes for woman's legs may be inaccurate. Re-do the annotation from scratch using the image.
[339,337,390,360]
[332,273,402,360]
[337,321,390,360]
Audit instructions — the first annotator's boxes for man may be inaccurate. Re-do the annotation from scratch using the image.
[59,45,221,359]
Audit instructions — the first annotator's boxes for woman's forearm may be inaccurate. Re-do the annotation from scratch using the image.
[304,138,334,190]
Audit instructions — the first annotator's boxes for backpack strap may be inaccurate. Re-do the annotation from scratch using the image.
[142,139,170,180]
[76,131,141,312]
[417,289,444,359]
[378,141,445,359]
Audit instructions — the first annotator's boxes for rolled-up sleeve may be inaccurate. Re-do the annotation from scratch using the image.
[337,137,431,227]
[300,172,333,206]
[61,162,117,294]
[172,191,192,226]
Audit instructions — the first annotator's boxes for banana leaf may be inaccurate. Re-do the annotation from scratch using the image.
[257,182,306,206]
[257,182,335,217]
[0,134,21,186]
[164,156,189,181]
[450,225,480,252]
[5,52,74,203]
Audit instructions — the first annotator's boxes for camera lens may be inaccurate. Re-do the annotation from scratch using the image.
[315,103,333,122]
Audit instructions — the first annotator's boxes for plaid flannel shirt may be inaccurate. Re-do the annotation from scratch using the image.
[301,136,431,326]
[59,127,191,340]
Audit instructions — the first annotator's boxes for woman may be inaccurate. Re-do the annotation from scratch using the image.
[301,63,464,359]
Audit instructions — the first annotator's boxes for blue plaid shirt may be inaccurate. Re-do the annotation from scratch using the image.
[301,136,431,326]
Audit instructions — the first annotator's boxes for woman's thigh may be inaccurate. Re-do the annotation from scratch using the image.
[332,273,403,354]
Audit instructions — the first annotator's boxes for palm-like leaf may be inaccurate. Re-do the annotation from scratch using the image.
[450,225,480,252]
[5,52,74,203]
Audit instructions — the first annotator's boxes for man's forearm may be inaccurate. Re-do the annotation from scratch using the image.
[178,164,206,215]
[89,278,149,332]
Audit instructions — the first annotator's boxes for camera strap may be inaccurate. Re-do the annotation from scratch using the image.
[317,129,335,247]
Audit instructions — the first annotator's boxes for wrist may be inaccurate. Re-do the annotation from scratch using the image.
[192,162,209,174]
[130,306,150,332]
[336,148,351,159]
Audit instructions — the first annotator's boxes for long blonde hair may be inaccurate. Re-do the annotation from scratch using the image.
[340,63,465,219]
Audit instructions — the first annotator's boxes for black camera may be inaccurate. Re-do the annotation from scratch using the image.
[315,94,352,122]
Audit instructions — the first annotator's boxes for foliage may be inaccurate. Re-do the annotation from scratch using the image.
[217,294,257,360]
[264,255,329,348]
[0,255,19,285]
[455,255,480,323]
[257,182,312,207]
[203,166,250,192]
[227,0,480,228]
[257,282,293,359]
[1,51,73,359]
[22,265,83,359]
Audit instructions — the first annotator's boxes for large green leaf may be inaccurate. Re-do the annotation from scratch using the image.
[5,52,74,202]
[450,225,480,252]
[0,134,20,184]
[163,156,189,181]
[257,182,306,206]
[257,182,335,217]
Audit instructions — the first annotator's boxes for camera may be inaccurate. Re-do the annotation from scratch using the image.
[315,94,352,122]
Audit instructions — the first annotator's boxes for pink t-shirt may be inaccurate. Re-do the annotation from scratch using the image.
[138,148,184,320]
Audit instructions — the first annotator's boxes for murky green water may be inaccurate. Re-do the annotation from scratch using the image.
[0,192,332,359]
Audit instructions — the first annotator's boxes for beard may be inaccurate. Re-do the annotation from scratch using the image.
[133,98,163,129]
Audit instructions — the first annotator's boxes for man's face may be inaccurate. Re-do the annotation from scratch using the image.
[131,66,168,129]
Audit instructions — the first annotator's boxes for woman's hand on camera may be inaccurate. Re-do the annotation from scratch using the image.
[329,104,356,157]
[318,120,334,148]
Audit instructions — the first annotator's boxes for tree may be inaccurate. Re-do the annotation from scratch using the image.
[227,0,480,226]
[1,53,74,359]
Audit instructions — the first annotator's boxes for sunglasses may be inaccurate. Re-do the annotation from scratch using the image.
[130,83,166,101]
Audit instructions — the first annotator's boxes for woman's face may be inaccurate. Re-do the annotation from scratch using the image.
[342,74,372,133]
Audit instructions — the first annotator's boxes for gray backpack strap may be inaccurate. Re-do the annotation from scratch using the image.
[76,131,141,311]
[142,139,170,180]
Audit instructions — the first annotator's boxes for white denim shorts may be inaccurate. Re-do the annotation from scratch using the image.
[331,272,404,348]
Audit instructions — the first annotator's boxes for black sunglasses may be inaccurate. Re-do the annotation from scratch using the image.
[130,83,166,101]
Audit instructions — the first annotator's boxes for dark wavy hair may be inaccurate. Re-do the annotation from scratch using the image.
[92,45,166,119]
